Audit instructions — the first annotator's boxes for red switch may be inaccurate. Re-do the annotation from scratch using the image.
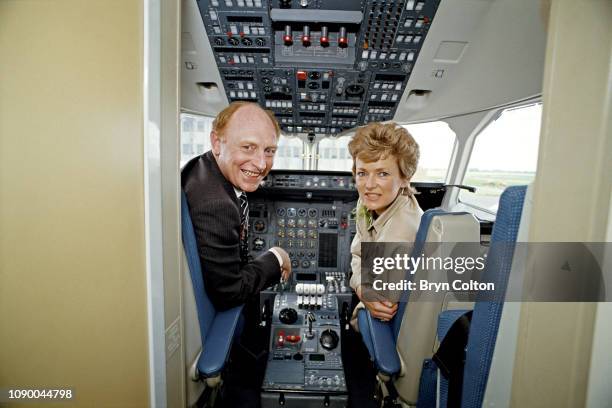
[277,330,285,347]
[283,25,293,46]
[338,26,348,48]
[302,25,311,46]
[320,26,329,47]
[286,335,301,343]
[297,70,307,81]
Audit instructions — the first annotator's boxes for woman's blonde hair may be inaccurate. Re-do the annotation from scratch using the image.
[348,122,420,181]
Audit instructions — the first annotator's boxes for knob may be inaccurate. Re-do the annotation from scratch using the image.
[338,26,348,48]
[319,329,339,350]
[300,0,309,7]
[283,25,293,46]
[320,26,329,47]
[302,25,311,46]
[279,308,298,324]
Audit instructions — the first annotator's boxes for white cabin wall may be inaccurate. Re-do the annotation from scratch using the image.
[0,1,149,405]
[511,1,612,406]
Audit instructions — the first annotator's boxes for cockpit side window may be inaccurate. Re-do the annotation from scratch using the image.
[404,122,456,183]
[459,104,542,213]
[180,113,214,167]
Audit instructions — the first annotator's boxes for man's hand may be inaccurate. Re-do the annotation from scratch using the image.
[271,246,292,281]
[357,285,397,321]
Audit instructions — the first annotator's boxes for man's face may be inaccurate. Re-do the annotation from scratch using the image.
[211,105,278,192]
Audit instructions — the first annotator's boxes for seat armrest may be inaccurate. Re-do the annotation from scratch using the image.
[358,309,401,376]
[197,305,244,378]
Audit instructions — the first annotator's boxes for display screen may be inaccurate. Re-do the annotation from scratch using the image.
[309,354,325,361]
[296,273,317,281]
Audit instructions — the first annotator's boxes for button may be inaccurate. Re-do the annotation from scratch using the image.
[297,70,307,81]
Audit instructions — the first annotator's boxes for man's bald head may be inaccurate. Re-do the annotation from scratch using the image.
[212,101,280,140]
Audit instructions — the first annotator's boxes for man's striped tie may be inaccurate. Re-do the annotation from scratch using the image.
[239,192,249,262]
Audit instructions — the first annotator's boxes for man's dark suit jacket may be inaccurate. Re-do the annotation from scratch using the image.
[182,151,281,310]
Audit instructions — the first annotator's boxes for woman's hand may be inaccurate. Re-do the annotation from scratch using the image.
[357,285,398,321]
[363,300,398,321]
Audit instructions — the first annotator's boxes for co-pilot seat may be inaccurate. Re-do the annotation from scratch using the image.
[357,209,480,406]
[181,191,244,403]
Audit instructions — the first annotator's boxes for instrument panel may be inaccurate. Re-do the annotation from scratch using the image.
[196,0,442,135]
[249,199,356,278]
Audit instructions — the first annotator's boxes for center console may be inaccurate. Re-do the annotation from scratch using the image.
[250,171,356,407]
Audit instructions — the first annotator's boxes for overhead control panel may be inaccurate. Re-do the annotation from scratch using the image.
[197,0,441,135]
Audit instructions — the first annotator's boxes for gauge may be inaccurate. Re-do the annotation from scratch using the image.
[241,37,253,46]
[308,208,318,218]
[276,208,286,217]
[228,37,239,46]
[253,220,266,232]
[297,208,307,217]
[252,238,265,251]
[287,208,297,217]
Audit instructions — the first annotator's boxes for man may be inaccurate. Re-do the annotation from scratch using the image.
[182,102,291,310]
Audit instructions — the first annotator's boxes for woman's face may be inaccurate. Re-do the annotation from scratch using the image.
[355,155,408,215]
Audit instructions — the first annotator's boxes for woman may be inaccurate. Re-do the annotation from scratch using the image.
[349,122,423,322]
